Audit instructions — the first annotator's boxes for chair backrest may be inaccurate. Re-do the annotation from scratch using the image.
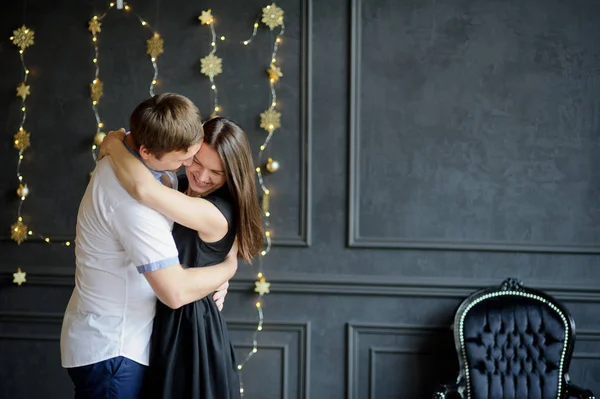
[453,278,576,399]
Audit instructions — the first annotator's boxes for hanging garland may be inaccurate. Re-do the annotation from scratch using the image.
[8,23,73,285]
[236,3,284,397]
[10,25,34,249]
[88,1,164,165]
[9,26,35,287]
[198,9,224,119]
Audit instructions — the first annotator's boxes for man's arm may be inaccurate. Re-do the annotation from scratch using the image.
[143,249,236,309]
[111,201,236,309]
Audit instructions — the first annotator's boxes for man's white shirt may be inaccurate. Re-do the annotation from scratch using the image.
[60,157,178,368]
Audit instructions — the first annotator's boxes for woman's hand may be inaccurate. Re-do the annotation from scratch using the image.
[213,281,229,311]
[213,240,239,311]
[98,128,127,160]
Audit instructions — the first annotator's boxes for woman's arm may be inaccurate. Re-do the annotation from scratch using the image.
[100,129,228,241]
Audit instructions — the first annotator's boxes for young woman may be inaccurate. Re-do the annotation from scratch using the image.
[99,117,264,399]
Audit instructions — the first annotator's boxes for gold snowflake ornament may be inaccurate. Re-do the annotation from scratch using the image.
[200,53,222,78]
[16,82,31,100]
[11,221,28,245]
[88,18,102,35]
[260,108,281,132]
[254,277,271,296]
[90,79,103,102]
[13,268,27,285]
[14,129,31,152]
[267,64,283,82]
[199,10,214,25]
[262,3,284,30]
[147,33,164,59]
[11,25,35,50]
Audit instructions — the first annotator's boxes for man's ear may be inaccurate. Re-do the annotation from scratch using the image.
[139,145,152,161]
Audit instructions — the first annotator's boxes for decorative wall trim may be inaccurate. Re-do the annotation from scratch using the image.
[346,0,600,255]
[230,320,310,399]
[14,267,600,304]
[368,347,452,399]
[234,343,289,399]
[274,0,312,247]
[347,323,451,399]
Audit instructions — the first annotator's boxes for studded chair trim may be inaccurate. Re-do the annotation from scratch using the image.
[453,281,575,399]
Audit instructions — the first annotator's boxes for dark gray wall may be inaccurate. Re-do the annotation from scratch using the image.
[1,0,599,398]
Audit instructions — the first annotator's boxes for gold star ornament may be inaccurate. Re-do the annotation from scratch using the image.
[11,25,35,50]
[262,3,284,30]
[254,277,271,296]
[90,79,103,102]
[13,268,27,286]
[267,64,283,82]
[11,221,28,245]
[88,18,102,35]
[147,33,164,59]
[260,108,281,132]
[200,53,222,78]
[199,10,214,25]
[16,82,31,100]
[14,128,31,152]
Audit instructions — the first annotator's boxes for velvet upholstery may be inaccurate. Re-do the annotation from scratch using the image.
[433,278,595,399]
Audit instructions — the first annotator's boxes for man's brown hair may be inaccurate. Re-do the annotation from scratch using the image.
[129,93,204,159]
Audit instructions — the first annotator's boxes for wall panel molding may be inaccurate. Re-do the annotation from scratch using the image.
[234,343,289,399]
[273,0,313,247]
[229,321,311,399]
[347,323,453,399]
[368,347,453,399]
[346,0,600,255]
[12,267,600,303]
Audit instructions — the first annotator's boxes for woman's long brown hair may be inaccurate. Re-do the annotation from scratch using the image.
[203,117,264,262]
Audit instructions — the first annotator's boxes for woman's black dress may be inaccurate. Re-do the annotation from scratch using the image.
[143,177,241,399]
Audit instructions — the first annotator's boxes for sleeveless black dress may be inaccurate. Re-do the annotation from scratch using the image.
[143,177,241,399]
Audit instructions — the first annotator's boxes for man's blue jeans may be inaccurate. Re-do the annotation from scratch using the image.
[67,356,147,399]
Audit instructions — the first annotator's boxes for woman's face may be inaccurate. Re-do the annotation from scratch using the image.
[185,143,226,196]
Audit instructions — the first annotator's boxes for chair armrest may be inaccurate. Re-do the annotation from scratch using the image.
[566,382,595,399]
[432,383,461,399]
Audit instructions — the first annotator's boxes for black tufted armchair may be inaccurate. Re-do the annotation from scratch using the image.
[433,278,595,399]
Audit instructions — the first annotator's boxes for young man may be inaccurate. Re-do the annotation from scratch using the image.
[60,93,236,399]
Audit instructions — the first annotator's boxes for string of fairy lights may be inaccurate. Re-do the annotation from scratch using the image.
[235,3,284,397]
[193,4,285,396]
[9,23,73,285]
[10,25,34,248]
[9,24,35,285]
[198,9,224,119]
[89,1,164,165]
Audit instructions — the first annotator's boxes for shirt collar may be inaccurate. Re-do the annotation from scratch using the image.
[123,131,165,181]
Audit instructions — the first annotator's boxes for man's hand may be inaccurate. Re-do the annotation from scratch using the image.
[213,281,229,311]
[98,128,127,160]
